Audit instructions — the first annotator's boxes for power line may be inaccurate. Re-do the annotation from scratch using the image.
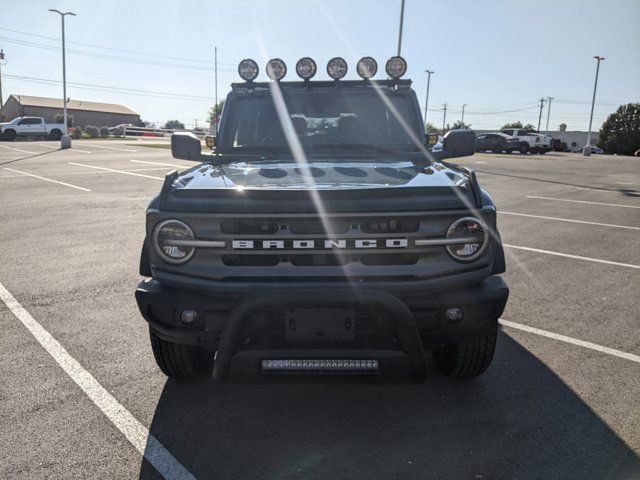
[3,73,215,101]
[0,26,236,66]
[0,36,236,72]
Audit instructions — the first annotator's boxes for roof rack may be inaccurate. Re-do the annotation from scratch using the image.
[231,79,412,91]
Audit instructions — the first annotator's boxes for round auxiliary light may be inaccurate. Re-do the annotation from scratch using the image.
[265,58,287,81]
[153,219,196,265]
[385,55,407,79]
[238,58,259,81]
[295,57,317,80]
[327,57,348,80]
[356,56,378,79]
[445,217,488,262]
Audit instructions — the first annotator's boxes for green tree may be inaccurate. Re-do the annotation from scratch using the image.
[163,119,185,130]
[451,120,471,130]
[53,113,73,127]
[424,122,439,133]
[500,121,537,132]
[207,99,226,124]
[598,103,640,155]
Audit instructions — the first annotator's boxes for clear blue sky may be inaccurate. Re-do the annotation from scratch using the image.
[2,0,639,130]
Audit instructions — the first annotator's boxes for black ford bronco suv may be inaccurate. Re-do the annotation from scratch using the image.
[135,56,509,382]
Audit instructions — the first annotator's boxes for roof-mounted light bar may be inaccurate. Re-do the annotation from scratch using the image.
[356,56,378,79]
[296,57,317,80]
[385,56,407,79]
[238,59,259,82]
[326,57,348,80]
[236,57,408,81]
[266,58,287,81]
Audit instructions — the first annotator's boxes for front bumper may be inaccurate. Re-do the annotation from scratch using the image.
[136,276,509,379]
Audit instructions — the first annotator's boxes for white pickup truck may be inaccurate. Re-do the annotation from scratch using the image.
[0,116,66,141]
[500,128,552,154]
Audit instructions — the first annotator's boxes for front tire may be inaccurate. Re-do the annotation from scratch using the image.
[4,129,16,141]
[432,328,497,378]
[149,329,214,379]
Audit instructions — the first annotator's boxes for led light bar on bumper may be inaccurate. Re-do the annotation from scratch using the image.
[262,359,379,373]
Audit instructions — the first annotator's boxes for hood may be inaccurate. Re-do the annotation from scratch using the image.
[171,160,466,191]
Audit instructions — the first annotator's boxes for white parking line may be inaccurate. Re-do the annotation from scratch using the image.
[38,144,60,149]
[130,159,190,169]
[527,195,640,209]
[500,319,640,365]
[504,244,640,269]
[88,144,137,153]
[66,147,93,154]
[68,162,164,180]
[0,282,195,480]
[501,211,640,231]
[0,144,39,154]
[4,167,91,192]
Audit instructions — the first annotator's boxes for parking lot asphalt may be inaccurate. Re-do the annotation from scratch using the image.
[0,140,639,479]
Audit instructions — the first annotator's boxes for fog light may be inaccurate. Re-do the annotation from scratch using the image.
[180,309,198,324]
[445,307,463,323]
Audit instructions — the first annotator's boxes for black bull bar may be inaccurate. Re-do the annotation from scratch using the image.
[212,289,428,382]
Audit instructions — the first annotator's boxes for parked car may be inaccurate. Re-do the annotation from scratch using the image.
[0,116,66,141]
[500,128,552,154]
[551,138,568,152]
[575,145,604,154]
[476,132,520,153]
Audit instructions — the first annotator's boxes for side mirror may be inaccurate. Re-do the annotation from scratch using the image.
[171,132,203,161]
[441,129,476,159]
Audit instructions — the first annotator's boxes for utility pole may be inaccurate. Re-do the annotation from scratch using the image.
[397,0,405,56]
[423,69,434,126]
[442,103,448,136]
[536,97,545,133]
[461,104,467,128]
[214,45,218,134]
[584,56,605,156]
[0,49,5,121]
[49,9,76,149]
[545,97,554,135]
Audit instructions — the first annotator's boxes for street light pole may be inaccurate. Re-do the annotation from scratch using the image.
[545,97,553,135]
[0,49,6,121]
[442,103,447,136]
[461,104,467,128]
[584,56,605,156]
[536,97,545,133]
[423,69,434,127]
[49,9,76,149]
[397,0,405,56]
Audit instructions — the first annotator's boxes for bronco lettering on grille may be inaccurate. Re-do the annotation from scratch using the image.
[232,239,409,249]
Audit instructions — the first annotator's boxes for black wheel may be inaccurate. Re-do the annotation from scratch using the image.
[493,147,503,153]
[149,328,214,379]
[519,142,529,154]
[48,129,62,141]
[432,328,497,378]
[4,129,16,141]
[538,150,546,155]
[506,149,513,154]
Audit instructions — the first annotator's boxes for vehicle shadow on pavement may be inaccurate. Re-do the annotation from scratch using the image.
[0,149,57,166]
[139,332,639,480]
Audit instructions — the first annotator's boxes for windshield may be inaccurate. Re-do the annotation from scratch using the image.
[218,88,422,155]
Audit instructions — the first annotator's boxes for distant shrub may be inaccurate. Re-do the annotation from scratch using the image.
[84,125,99,138]
[99,127,110,138]
[71,127,83,139]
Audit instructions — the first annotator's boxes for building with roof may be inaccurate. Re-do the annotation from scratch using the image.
[0,94,140,127]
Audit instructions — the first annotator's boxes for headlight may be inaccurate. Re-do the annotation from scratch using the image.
[153,220,196,264]
[445,217,488,262]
